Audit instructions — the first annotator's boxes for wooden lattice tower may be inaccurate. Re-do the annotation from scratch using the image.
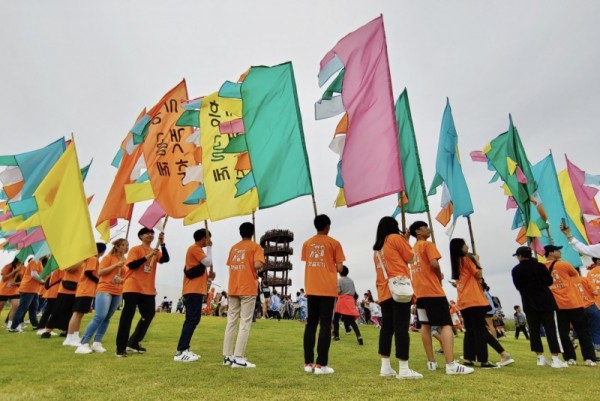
[259,229,293,296]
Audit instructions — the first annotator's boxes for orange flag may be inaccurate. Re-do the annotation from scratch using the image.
[143,80,199,218]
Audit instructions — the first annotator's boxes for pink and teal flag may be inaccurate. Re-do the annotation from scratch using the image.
[316,15,403,207]
[565,156,600,244]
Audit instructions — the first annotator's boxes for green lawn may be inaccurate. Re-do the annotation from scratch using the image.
[1,312,596,401]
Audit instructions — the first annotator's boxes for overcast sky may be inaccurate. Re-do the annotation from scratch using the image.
[1,1,599,312]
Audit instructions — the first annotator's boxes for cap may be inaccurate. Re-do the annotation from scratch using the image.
[544,245,563,256]
[513,246,532,257]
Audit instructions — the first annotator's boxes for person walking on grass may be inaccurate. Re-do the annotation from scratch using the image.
[1,258,23,329]
[76,239,128,354]
[115,228,169,357]
[268,289,282,320]
[511,246,568,368]
[222,222,265,368]
[302,214,345,375]
[174,229,213,362]
[449,238,514,369]
[373,216,422,380]
[409,221,474,375]
[514,306,529,340]
[332,266,363,346]
[8,256,45,332]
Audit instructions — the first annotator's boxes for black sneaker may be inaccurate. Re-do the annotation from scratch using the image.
[480,362,499,369]
[357,337,364,346]
[333,336,340,341]
[115,351,128,358]
[127,344,146,354]
[40,332,51,339]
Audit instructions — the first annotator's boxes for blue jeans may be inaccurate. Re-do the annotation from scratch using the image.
[176,293,204,351]
[10,292,39,329]
[81,292,122,344]
[584,303,600,350]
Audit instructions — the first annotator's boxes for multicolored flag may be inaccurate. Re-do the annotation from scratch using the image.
[564,156,600,244]
[316,15,403,207]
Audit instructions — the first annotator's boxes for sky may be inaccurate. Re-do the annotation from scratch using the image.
[1,1,599,313]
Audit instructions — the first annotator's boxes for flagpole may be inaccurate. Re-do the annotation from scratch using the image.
[311,194,318,218]
[427,211,436,245]
[148,215,168,272]
[399,192,407,233]
[467,216,476,254]
[204,219,213,276]
[125,204,134,241]
[252,210,256,242]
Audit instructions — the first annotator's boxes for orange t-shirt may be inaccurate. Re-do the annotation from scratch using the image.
[456,257,488,310]
[123,245,162,295]
[75,256,99,298]
[374,234,413,302]
[302,234,345,297]
[573,276,596,308]
[227,240,265,296]
[43,269,63,299]
[411,240,446,298]
[19,260,43,294]
[546,260,583,309]
[0,263,21,297]
[96,254,125,296]
[182,244,208,296]
[59,264,84,295]
[587,266,600,308]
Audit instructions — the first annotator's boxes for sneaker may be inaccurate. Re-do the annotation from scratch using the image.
[550,359,568,368]
[91,342,107,353]
[186,349,200,359]
[40,332,51,339]
[435,349,444,355]
[333,336,340,341]
[397,369,423,380]
[63,338,80,347]
[59,331,67,337]
[584,359,597,367]
[537,356,548,366]
[7,328,23,333]
[115,351,128,358]
[304,363,314,373]
[314,365,334,375]
[446,362,475,375]
[126,344,146,354]
[345,331,352,335]
[223,356,234,366]
[380,366,397,377]
[357,337,364,346]
[36,329,45,335]
[231,358,256,368]
[427,361,438,371]
[567,359,577,366]
[497,354,515,367]
[75,344,93,354]
[480,362,500,369]
[174,350,199,362]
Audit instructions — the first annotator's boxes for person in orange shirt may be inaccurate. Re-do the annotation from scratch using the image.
[588,258,600,309]
[37,268,62,335]
[173,228,214,362]
[0,258,24,327]
[373,216,422,380]
[302,214,345,375]
[544,244,596,366]
[62,243,107,347]
[115,227,169,357]
[77,239,128,354]
[222,222,265,368]
[8,256,46,332]
[572,268,600,359]
[409,221,473,375]
[449,238,513,368]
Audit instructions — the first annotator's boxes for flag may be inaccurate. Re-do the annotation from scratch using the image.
[34,142,96,269]
[428,99,473,223]
[316,15,403,207]
[392,88,428,217]
[565,156,600,244]
[559,168,590,244]
[138,200,167,230]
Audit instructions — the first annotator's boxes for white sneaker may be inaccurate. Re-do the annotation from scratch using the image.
[173,350,199,362]
[567,359,577,366]
[36,329,45,335]
[91,342,107,353]
[537,356,548,366]
[186,349,200,359]
[231,358,256,368]
[75,344,93,354]
[304,364,314,373]
[397,369,423,380]
[584,359,597,367]
[550,359,569,368]
[497,354,515,367]
[380,366,398,377]
[63,338,80,347]
[445,362,475,375]
[314,365,334,375]
[223,356,234,366]
[427,361,438,371]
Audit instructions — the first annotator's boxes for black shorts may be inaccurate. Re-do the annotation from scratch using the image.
[0,295,20,301]
[47,293,76,330]
[416,296,452,326]
[72,296,94,313]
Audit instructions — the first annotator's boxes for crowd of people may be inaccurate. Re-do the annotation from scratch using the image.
[1,216,599,378]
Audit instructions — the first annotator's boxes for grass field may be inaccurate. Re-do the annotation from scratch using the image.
[1,311,597,401]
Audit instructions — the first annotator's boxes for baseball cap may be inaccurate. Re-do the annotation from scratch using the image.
[544,245,563,256]
[513,246,532,257]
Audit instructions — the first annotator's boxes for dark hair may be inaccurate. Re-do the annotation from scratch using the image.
[96,242,107,255]
[340,265,349,276]
[314,214,331,231]
[137,227,154,239]
[239,222,254,238]
[373,216,400,251]
[409,221,428,238]
[193,229,211,242]
[11,257,21,268]
[514,305,520,310]
[449,238,467,280]
[593,257,599,264]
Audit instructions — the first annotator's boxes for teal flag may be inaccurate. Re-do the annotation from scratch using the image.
[240,62,313,208]
[428,99,473,219]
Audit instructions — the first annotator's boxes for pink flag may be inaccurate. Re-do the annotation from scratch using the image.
[318,16,403,206]
[19,227,45,249]
[516,167,528,184]
[566,156,600,244]
[470,151,487,163]
[0,211,12,223]
[7,230,27,245]
[138,200,167,229]
[219,118,245,135]
[531,237,545,256]
[506,197,518,210]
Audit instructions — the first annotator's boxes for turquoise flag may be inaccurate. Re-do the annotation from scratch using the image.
[428,98,473,219]
[240,62,313,208]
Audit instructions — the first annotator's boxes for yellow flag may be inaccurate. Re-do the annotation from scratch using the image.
[0,215,24,232]
[334,188,346,207]
[34,142,96,269]
[124,182,155,203]
[558,169,589,243]
[506,157,517,175]
[193,91,258,221]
